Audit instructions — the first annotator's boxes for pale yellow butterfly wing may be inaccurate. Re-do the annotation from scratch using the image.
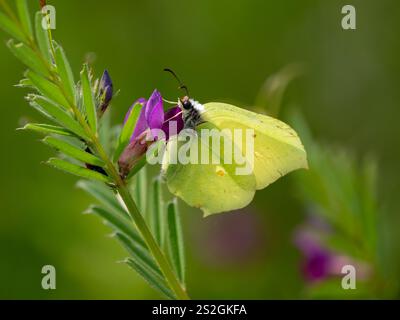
[202,102,308,190]
[162,122,256,216]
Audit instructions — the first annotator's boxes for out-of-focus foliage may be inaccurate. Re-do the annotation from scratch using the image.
[290,111,398,298]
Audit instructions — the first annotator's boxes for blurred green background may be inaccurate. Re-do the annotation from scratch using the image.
[0,0,399,299]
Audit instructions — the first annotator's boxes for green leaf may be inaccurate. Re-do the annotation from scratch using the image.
[30,95,88,140]
[150,177,164,247]
[29,98,51,119]
[167,199,185,284]
[15,78,33,88]
[47,158,110,183]
[7,40,49,76]
[54,44,76,103]
[0,11,27,43]
[125,258,175,300]
[85,205,146,249]
[77,180,129,219]
[115,232,161,278]
[43,136,104,167]
[114,102,143,160]
[98,111,113,154]
[80,64,97,133]
[34,11,51,63]
[26,71,69,108]
[18,123,74,137]
[16,0,33,40]
[133,166,147,214]
[85,204,173,299]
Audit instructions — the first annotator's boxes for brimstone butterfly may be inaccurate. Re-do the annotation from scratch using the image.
[160,71,308,216]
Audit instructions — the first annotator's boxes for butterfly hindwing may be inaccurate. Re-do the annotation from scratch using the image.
[162,122,256,216]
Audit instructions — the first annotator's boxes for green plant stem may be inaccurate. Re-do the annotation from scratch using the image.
[117,183,190,300]
[58,67,189,300]
[87,129,189,300]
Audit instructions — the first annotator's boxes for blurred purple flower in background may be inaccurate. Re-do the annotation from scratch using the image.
[192,209,266,267]
[294,215,371,282]
[294,225,332,281]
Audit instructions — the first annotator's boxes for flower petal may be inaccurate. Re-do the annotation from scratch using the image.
[145,89,164,130]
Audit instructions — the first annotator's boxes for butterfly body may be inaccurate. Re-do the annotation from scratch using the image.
[179,96,204,129]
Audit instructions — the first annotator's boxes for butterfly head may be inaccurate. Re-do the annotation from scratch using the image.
[164,68,204,128]
[179,95,193,110]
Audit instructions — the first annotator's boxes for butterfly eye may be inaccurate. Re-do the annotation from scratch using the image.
[182,100,192,110]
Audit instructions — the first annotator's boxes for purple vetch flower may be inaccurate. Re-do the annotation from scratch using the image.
[118,89,184,178]
[124,90,184,141]
[98,70,113,115]
[294,216,371,282]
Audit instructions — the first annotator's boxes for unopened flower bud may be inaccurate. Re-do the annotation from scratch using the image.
[118,131,152,178]
[98,70,113,115]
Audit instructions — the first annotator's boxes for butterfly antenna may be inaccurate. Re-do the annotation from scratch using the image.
[164,68,190,96]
